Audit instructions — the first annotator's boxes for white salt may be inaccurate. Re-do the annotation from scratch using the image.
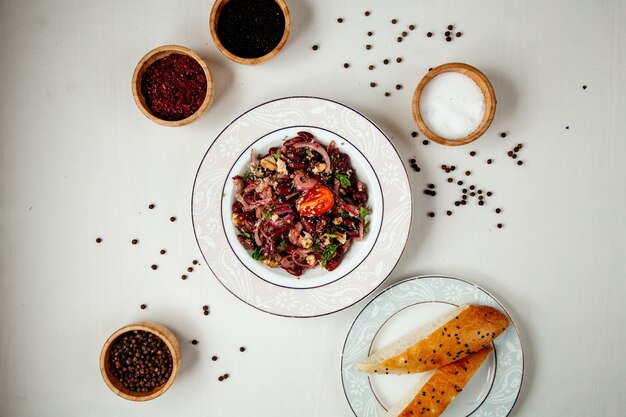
[419,72,486,140]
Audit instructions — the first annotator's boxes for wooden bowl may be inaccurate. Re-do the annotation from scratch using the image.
[412,63,496,146]
[209,0,291,65]
[132,45,214,127]
[100,322,181,401]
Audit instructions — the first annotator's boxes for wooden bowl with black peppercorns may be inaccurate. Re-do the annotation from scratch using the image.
[209,0,291,65]
[100,322,180,401]
[132,45,214,127]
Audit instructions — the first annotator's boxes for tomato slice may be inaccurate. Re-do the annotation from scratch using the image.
[296,185,334,217]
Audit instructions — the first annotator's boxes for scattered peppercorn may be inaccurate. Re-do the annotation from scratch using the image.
[582,85,587,89]
[456,32,462,37]
[497,223,503,229]
[495,208,501,213]
[212,356,218,361]
[368,65,374,70]
[343,63,350,68]
[131,239,138,245]
[203,310,209,316]
[96,237,102,243]
[223,373,229,379]
[397,37,403,42]
[447,178,453,183]
[445,31,450,36]
[446,37,452,42]
[465,171,471,176]
[396,57,402,63]
[383,59,389,65]
[470,151,476,156]
[487,159,493,164]
[446,211,453,216]
[422,140,429,145]
[312,45,319,51]
[447,25,453,30]
[409,158,416,164]
[487,192,493,196]
[391,19,398,24]
[140,304,147,310]
[181,275,187,280]
[411,131,418,138]
[402,31,408,37]
[239,346,246,352]
[370,82,377,87]
[428,212,435,218]
[366,44,372,50]
[500,132,507,138]
[427,184,435,189]
[187,267,193,272]
[191,339,198,345]
[148,204,155,209]
[170,217,176,222]
[218,376,224,381]
[151,264,158,270]
[395,84,402,90]
[517,160,523,165]
[367,31,373,36]
[384,92,390,97]
[160,249,166,255]
[409,25,415,30]
[193,260,199,265]
[427,32,433,37]
[337,18,343,23]
[364,11,370,16]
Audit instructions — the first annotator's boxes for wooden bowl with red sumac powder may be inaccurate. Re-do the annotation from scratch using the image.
[132,45,214,127]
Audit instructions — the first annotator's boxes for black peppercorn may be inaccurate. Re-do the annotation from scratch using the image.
[383,59,389,65]
[411,131,418,138]
[131,239,138,245]
[366,44,372,50]
[422,140,429,145]
[312,45,319,51]
[396,57,402,63]
[343,63,350,68]
[170,216,176,222]
[151,264,158,270]
[447,25,453,30]
[337,18,343,23]
[140,304,147,310]
[409,24,415,30]
[427,32,433,37]
[391,19,398,24]
[370,82,377,87]
[368,65,374,70]
[427,212,435,218]
[367,31,373,36]
[240,347,246,352]
[96,237,102,243]
[148,204,155,209]
[384,92,390,97]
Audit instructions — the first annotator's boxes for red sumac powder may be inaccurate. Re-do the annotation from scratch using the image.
[141,54,207,121]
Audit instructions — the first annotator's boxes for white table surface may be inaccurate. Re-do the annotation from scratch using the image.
[1,0,625,415]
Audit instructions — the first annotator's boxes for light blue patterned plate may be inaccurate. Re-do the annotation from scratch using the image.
[341,276,523,417]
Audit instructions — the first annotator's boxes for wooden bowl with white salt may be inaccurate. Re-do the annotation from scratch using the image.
[412,63,496,146]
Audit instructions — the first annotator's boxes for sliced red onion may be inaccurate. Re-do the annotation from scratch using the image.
[254,228,262,246]
[291,248,312,267]
[357,221,364,240]
[336,195,360,216]
[293,142,331,173]
[294,170,318,190]
[288,222,303,245]
[235,194,251,210]
[233,177,244,194]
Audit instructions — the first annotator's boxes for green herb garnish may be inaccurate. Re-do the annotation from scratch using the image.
[322,233,337,238]
[278,241,287,251]
[335,173,351,188]
[261,210,271,221]
[321,244,339,267]
[340,210,350,218]
[241,230,252,239]
[273,153,281,160]
[359,207,371,222]
[305,149,314,157]
[251,247,262,260]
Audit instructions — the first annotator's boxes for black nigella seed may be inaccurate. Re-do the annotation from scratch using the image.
[427,32,433,37]
[96,237,102,243]
[140,304,147,309]
[428,212,435,218]
[131,239,138,245]
[148,204,155,209]
[151,264,158,270]
[312,44,319,51]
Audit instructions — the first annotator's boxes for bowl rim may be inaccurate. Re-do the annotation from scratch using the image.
[209,0,291,65]
[412,62,496,146]
[131,45,214,127]
[99,322,180,401]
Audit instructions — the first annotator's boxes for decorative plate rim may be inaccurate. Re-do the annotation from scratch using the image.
[340,274,524,416]
[191,96,413,318]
